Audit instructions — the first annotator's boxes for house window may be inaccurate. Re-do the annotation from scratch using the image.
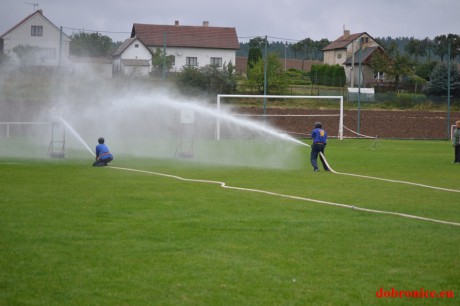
[39,48,56,59]
[374,71,384,81]
[186,57,198,66]
[210,57,222,67]
[31,25,43,36]
[337,54,342,59]
[135,44,139,48]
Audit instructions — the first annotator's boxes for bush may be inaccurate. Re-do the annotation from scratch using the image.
[310,64,345,86]
[285,68,311,85]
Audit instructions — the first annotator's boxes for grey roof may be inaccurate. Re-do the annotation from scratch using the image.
[343,46,380,65]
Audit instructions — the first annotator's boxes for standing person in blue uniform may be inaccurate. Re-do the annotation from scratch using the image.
[453,120,460,163]
[93,137,113,166]
[310,122,330,172]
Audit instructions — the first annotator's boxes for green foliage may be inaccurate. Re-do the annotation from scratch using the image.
[244,53,288,94]
[386,53,414,88]
[393,92,427,108]
[12,44,42,65]
[175,63,237,95]
[415,61,437,80]
[425,62,460,96]
[310,64,345,86]
[70,32,113,57]
[151,47,174,76]
[239,38,330,61]
[285,68,311,85]
[247,37,264,75]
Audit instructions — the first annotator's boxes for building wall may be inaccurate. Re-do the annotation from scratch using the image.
[121,40,152,61]
[121,40,152,73]
[346,35,379,59]
[323,49,347,65]
[2,13,70,67]
[345,65,375,87]
[152,47,235,71]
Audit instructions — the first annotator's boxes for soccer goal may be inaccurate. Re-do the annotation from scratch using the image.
[216,94,344,140]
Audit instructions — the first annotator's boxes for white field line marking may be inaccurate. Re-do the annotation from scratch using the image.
[319,152,460,193]
[109,166,460,227]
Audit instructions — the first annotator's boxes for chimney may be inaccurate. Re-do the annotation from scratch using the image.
[174,20,179,26]
[343,29,350,38]
[37,9,43,15]
[203,21,209,27]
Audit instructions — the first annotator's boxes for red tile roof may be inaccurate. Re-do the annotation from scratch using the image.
[322,32,367,51]
[131,23,239,50]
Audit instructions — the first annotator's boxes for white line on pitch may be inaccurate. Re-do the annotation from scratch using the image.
[108,166,460,227]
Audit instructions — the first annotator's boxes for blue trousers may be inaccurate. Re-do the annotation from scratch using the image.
[310,143,329,170]
[93,157,113,167]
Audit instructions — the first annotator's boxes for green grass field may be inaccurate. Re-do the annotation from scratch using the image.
[1,139,459,305]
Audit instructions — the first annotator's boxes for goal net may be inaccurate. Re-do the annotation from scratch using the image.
[216,94,344,140]
[0,122,64,158]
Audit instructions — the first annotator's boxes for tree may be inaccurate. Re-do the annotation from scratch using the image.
[447,34,460,60]
[425,62,460,96]
[247,37,264,75]
[369,50,391,76]
[12,45,42,65]
[433,35,448,62]
[245,52,287,94]
[389,53,414,89]
[70,32,113,57]
[151,47,174,77]
[405,38,426,64]
[175,63,237,95]
[290,42,303,59]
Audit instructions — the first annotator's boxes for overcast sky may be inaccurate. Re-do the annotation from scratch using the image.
[1,0,459,43]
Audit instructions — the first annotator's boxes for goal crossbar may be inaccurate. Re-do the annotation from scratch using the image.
[216,94,344,140]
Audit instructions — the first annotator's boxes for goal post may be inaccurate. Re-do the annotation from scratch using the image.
[216,94,344,140]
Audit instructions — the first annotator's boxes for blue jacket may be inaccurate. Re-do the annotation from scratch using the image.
[311,128,327,144]
[95,144,113,160]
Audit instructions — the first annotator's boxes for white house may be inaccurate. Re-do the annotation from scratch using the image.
[322,30,384,86]
[0,9,71,67]
[130,21,239,72]
[112,37,152,77]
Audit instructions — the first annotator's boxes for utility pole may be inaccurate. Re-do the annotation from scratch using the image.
[357,38,362,135]
[263,36,268,116]
[447,41,451,139]
[162,32,167,80]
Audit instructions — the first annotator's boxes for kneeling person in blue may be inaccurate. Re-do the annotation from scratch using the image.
[93,137,113,166]
[310,122,329,172]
